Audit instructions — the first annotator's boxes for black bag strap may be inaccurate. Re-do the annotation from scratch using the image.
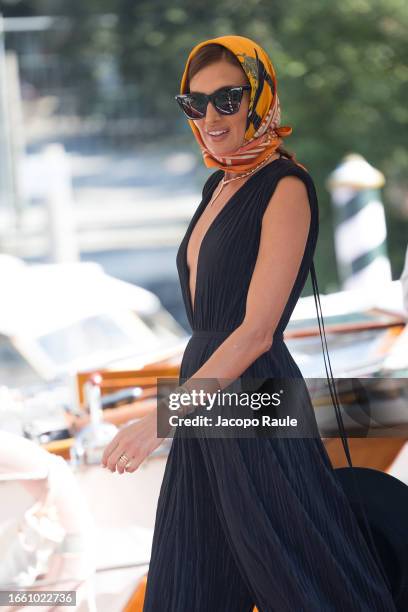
[309,261,353,468]
[309,259,392,592]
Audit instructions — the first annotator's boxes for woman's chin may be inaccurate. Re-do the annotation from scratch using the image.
[206,139,240,156]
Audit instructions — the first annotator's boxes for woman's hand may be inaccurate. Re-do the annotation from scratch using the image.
[100,411,165,474]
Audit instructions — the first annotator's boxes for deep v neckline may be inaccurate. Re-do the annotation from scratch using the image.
[184,155,284,320]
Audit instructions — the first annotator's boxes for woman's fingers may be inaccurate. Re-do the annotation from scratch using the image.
[106,440,131,472]
[124,457,139,473]
[116,452,135,474]
[101,436,121,467]
[101,415,160,474]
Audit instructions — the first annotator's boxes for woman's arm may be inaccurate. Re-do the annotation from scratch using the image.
[181,175,311,402]
[101,175,312,471]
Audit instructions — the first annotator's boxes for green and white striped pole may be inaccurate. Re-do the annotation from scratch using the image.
[326,153,391,291]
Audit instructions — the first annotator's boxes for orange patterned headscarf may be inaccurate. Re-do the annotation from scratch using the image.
[180,34,306,173]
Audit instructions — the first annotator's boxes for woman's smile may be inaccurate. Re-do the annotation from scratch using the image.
[205,127,230,142]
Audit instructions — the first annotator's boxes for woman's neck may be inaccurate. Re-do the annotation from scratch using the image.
[224,169,240,181]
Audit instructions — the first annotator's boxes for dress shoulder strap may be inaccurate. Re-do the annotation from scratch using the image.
[275,160,318,215]
[201,170,224,200]
[256,159,319,241]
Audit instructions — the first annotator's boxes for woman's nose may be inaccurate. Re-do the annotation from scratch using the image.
[205,100,221,122]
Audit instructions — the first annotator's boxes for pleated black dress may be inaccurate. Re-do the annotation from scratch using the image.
[142,156,396,611]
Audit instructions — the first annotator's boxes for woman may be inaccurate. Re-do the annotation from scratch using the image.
[102,36,396,611]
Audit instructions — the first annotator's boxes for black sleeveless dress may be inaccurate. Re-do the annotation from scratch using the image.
[142,157,396,611]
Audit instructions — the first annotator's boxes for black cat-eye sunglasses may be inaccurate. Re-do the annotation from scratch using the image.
[174,85,251,120]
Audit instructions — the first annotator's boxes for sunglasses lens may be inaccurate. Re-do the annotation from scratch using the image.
[214,88,243,114]
[176,87,246,119]
[178,95,206,119]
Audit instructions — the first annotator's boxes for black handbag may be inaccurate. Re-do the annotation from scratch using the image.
[310,260,408,610]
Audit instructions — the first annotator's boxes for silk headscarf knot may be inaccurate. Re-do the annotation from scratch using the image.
[180,35,307,173]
